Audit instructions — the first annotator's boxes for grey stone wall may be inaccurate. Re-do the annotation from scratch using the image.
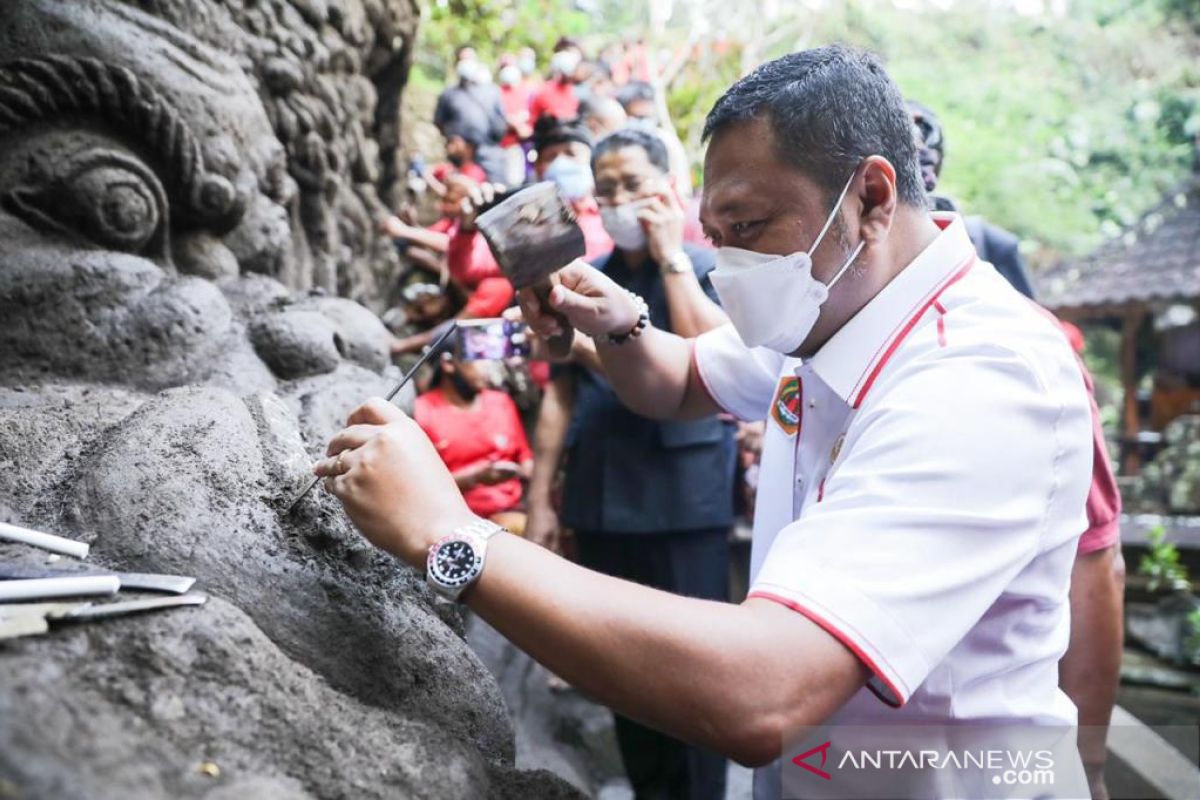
[0,2,580,797]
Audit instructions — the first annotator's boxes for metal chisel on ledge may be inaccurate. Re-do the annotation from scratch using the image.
[0,565,196,595]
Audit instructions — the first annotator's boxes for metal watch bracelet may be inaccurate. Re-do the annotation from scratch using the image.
[425,518,506,602]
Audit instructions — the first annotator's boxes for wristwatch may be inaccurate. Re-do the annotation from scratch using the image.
[426,518,506,601]
[661,250,693,275]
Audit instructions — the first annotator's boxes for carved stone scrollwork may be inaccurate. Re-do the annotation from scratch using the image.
[0,2,584,797]
[0,55,244,232]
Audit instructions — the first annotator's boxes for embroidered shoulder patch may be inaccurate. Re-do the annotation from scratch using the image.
[770,376,802,436]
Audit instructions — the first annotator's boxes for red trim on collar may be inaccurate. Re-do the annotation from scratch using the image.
[851,255,976,409]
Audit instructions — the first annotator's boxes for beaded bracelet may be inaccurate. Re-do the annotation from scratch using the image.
[600,291,651,345]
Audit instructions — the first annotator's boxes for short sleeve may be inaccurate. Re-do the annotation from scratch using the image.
[427,217,453,235]
[447,230,503,287]
[749,347,1091,705]
[692,323,783,422]
[462,276,514,317]
[1076,359,1121,554]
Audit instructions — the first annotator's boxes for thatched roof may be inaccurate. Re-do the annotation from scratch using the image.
[1038,177,1200,317]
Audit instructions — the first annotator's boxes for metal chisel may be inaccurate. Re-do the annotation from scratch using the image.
[0,565,196,595]
[284,320,460,514]
[0,592,207,640]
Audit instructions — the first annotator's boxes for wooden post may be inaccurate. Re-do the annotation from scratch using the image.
[1120,307,1146,475]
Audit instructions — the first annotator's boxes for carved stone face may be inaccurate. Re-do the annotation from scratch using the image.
[0,4,579,797]
[0,0,402,388]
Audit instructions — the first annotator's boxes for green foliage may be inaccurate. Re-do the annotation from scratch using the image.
[415,0,593,80]
[1139,525,1193,593]
[751,0,1199,265]
[1158,0,1200,30]
[413,0,1199,266]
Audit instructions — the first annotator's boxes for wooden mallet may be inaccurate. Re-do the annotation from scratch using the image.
[474,182,586,359]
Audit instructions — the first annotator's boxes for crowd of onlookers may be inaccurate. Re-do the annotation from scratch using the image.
[375,39,751,796]
[375,40,1056,800]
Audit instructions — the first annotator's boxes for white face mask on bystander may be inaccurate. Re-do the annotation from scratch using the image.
[709,170,864,354]
[599,198,653,251]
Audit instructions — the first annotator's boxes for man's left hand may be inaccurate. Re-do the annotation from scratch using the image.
[637,191,685,267]
[313,398,479,566]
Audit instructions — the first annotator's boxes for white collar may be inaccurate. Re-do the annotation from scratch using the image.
[808,213,977,407]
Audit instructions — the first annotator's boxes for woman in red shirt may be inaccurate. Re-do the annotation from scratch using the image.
[414,354,533,534]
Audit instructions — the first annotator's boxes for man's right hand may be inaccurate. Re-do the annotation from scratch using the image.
[518,260,641,342]
[458,182,504,232]
[525,502,562,553]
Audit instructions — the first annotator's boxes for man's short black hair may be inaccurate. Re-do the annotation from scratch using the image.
[592,128,670,174]
[532,114,594,151]
[585,60,612,79]
[905,99,945,158]
[703,45,926,208]
[446,128,482,150]
[616,81,656,111]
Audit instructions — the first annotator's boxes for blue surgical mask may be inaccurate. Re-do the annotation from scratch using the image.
[544,156,594,201]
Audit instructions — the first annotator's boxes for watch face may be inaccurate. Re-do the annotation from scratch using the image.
[430,538,481,586]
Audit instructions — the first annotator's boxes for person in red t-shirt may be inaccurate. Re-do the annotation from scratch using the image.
[415,353,533,533]
[497,58,534,147]
[428,133,489,189]
[529,47,581,122]
[1058,323,1125,800]
[379,172,473,278]
[498,57,536,186]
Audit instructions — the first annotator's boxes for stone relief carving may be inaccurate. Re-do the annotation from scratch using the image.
[0,2,580,797]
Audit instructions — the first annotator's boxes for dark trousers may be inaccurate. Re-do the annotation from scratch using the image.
[575,527,730,800]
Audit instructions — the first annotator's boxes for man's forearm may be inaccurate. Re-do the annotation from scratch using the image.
[467,532,867,766]
[527,377,572,505]
[397,227,450,253]
[595,327,700,420]
[1060,546,1125,792]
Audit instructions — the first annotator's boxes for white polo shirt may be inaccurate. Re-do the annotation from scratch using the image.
[694,214,1093,733]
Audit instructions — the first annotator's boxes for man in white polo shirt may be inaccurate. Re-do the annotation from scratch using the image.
[315,45,1094,797]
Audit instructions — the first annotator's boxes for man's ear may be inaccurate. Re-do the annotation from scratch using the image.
[858,155,898,245]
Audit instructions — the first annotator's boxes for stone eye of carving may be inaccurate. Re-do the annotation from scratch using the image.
[4,148,169,257]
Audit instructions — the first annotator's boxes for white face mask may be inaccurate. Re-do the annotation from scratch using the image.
[544,156,594,201]
[709,171,864,354]
[456,59,480,84]
[551,51,580,77]
[498,65,522,87]
[599,198,652,251]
